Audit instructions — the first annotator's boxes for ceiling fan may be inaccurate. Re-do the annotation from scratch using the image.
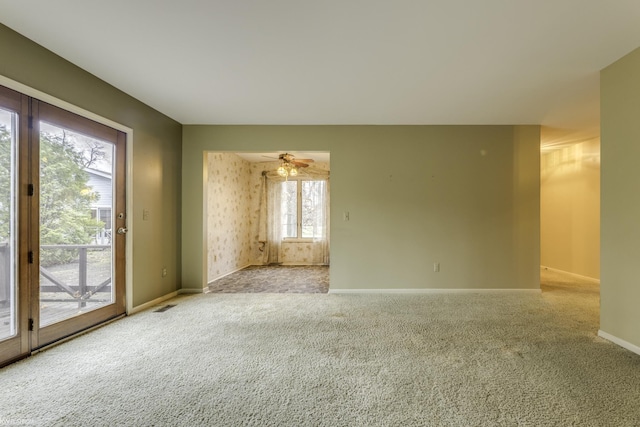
[264,153,314,178]
[278,153,314,168]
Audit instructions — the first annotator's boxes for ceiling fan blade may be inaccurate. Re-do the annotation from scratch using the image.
[292,161,310,168]
[293,158,314,163]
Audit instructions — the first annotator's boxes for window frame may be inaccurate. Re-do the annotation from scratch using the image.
[281,178,325,242]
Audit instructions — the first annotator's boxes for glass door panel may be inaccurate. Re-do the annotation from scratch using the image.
[0,85,27,367]
[39,122,115,327]
[0,108,18,341]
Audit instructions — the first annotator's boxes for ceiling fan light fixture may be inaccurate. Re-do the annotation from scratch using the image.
[273,153,311,178]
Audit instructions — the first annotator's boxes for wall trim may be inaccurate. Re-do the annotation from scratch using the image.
[179,288,205,294]
[280,262,329,266]
[598,330,640,357]
[128,291,178,315]
[0,75,133,133]
[207,263,251,285]
[540,265,600,283]
[328,288,541,294]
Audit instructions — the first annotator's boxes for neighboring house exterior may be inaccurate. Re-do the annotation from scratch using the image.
[86,168,112,244]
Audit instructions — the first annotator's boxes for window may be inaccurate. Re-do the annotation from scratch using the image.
[90,207,112,244]
[90,207,112,230]
[281,179,326,239]
[99,208,112,230]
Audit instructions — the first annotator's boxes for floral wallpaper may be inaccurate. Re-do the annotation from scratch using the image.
[207,153,252,282]
[207,154,329,282]
[279,241,327,264]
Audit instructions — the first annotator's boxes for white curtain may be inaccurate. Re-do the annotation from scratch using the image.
[258,173,284,265]
[310,177,330,264]
[323,177,330,264]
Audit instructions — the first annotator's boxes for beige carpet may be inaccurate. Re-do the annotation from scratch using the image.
[0,269,639,426]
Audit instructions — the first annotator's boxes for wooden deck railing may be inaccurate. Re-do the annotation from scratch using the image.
[40,245,111,308]
[2,244,112,309]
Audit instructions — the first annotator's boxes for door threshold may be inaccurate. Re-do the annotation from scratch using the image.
[32,313,126,355]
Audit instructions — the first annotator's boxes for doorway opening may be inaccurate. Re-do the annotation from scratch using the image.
[205,152,330,293]
[539,135,600,297]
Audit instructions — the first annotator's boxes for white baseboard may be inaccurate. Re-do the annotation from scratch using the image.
[541,265,600,283]
[128,291,178,315]
[280,262,329,266]
[328,288,541,294]
[598,330,640,356]
[207,264,251,285]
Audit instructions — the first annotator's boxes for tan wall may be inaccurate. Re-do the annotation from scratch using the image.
[183,125,540,291]
[0,24,182,308]
[600,46,640,349]
[541,138,600,279]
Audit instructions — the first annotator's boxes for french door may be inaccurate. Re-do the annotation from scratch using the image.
[0,85,126,366]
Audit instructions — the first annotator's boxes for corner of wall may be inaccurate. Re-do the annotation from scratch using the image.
[600,46,640,350]
[513,125,541,289]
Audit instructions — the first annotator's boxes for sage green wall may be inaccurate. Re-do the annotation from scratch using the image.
[601,47,640,348]
[182,125,540,291]
[0,24,182,307]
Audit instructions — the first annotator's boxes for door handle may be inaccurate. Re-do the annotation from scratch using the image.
[117,227,128,235]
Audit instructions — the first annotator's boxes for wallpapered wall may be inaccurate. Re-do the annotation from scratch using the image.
[207,153,330,282]
[207,153,252,282]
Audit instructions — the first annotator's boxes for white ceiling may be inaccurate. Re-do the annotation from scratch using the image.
[2,1,640,143]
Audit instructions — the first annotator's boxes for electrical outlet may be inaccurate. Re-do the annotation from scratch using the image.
[161,267,167,277]
[143,209,150,221]
[434,262,440,272]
